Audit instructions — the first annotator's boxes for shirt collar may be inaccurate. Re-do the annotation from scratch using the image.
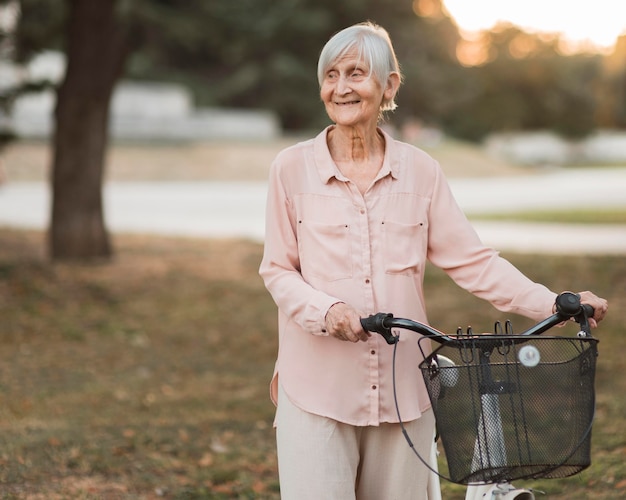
[313,125,400,184]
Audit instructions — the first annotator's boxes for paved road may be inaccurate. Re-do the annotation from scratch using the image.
[1,167,626,254]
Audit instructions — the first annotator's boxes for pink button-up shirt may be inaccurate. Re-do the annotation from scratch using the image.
[259,126,556,426]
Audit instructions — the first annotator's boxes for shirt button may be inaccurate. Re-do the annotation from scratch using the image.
[365,278,370,284]
[360,209,365,215]
[371,350,376,355]
[371,385,377,390]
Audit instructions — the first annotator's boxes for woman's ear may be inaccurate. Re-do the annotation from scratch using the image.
[384,72,401,100]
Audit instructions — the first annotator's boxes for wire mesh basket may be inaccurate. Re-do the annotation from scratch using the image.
[419,335,598,485]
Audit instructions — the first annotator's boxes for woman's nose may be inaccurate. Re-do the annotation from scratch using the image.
[335,74,352,95]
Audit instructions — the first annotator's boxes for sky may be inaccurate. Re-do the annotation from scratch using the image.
[443,0,626,52]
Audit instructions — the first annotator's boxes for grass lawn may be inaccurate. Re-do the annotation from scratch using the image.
[0,228,624,499]
[468,208,626,225]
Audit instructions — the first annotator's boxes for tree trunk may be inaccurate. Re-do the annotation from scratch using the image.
[49,0,130,260]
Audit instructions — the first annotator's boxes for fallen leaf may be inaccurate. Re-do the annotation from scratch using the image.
[48,437,62,447]
[198,453,214,467]
[178,428,189,442]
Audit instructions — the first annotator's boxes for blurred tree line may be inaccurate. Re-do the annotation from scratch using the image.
[116,0,626,140]
[1,0,625,260]
[5,0,625,140]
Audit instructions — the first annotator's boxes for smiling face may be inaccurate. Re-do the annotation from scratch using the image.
[320,51,395,130]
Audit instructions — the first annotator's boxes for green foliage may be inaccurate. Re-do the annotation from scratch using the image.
[469,208,626,225]
[117,0,464,130]
[443,26,603,141]
[3,0,624,138]
[6,0,67,61]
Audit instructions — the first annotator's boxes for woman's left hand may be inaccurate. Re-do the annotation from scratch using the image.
[578,290,608,328]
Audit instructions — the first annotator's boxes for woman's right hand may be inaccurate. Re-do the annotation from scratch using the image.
[325,302,371,342]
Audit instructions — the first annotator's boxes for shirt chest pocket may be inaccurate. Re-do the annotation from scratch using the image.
[383,220,428,276]
[298,221,353,281]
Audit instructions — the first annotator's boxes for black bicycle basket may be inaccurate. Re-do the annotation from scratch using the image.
[419,335,598,485]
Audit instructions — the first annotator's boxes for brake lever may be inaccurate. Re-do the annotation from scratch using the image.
[576,304,594,338]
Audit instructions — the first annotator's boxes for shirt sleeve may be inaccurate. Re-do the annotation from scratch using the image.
[426,164,557,321]
[259,155,341,335]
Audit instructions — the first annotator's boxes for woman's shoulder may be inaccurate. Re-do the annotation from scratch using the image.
[392,137,437,161]
[273,137,315,164]
[388,135,443,178]
[270,128,333,181]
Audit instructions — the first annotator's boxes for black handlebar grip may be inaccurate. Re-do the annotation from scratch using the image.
[360,316,379,333]
[582,303,595,318]
[555,292,596,319]
[360,312,393,333]
[555,291,582,316]
[360,313,398,344]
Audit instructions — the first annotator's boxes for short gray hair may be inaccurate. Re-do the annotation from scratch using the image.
[317,22,402,112]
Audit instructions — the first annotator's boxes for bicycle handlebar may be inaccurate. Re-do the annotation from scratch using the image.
[360,291,595,345]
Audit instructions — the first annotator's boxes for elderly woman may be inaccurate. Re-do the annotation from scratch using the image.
[259,22,608,500]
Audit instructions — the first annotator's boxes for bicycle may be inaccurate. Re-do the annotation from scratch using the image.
[361,292,598,500]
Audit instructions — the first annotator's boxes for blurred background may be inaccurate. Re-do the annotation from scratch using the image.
[0,0,625,260]
[0,1,625,498]
[2,0,626,145]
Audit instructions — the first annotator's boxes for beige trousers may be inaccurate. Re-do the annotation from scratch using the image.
[275,384,441,500]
